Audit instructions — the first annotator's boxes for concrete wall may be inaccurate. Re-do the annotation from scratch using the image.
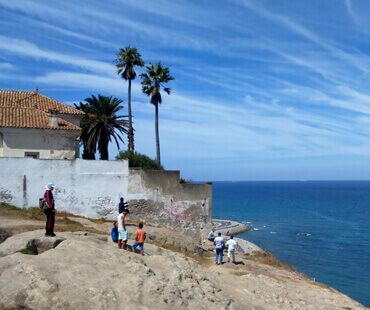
[0,158,212,241]
[0,128,80,159]
[127,170,212,241]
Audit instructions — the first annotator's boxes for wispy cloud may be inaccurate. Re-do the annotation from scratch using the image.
[345,0,359,26]
[0,36,114,74]
[230,0,370,73]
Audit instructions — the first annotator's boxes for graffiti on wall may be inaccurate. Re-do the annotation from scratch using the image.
[164,204,190,220]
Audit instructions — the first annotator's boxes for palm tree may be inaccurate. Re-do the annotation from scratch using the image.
[75,95,129,160]
[74,102,96,160]
[114,46,144,152]
[140,62,174,165]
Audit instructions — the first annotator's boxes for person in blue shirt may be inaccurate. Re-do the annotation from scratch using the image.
[111,221,118,243]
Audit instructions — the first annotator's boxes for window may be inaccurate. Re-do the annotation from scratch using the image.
[25,152,39,159]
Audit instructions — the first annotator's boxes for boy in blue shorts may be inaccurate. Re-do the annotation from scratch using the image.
[132,223,146,255]
[117,209,129,249]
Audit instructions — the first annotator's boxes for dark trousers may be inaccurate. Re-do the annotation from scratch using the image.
[45,210,55,235]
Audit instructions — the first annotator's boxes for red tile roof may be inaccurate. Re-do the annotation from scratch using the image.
[0,90,84,115]
[0,90,82,131]
[0,107,81,131]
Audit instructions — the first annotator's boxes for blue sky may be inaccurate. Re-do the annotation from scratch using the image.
[1,0,370,181]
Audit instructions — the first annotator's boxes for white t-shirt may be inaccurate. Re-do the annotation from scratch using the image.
[214,236,224,249]
[117,213,125,230]
[226,239,237,251]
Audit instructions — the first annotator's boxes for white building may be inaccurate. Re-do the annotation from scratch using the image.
[0,89,84,159]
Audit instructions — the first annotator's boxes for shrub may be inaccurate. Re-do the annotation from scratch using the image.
[116,150,164,170]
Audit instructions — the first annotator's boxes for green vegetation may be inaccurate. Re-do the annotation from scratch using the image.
[116,150,163,170]
[114,46,145,152]
[18,248,37,255]
[75,95,129,160]
[230,271,248,276]
[140,62,174,166]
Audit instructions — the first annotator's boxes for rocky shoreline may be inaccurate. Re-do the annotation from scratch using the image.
[0,214,367,310]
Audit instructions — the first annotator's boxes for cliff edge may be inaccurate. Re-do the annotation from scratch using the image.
[0,215,367,310]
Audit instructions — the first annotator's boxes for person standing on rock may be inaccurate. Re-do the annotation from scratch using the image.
[117,208,129,249]
[118,197,129,214]
[225,235,239,263]
[44,183,56,237]
[214,232,225,265]
[132,222,146,256]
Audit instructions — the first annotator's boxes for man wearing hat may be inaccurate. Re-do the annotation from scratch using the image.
[44,183,56,237]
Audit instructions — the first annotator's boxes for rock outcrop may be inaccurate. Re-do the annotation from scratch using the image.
[0,229,366,310]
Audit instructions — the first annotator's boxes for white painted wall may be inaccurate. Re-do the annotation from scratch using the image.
[0,132,3,157]
[0,128,80,159]
[59,114,83,127]
[0,158,213,240]
[0,158,129,219]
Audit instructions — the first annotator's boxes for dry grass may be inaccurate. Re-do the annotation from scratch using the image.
[150,241,211,266]
[0,203,107,237]
[0,203,45,221]
[243,251,296,272]
[0,203,110,225]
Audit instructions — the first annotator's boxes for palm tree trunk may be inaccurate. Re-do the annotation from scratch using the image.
[128,79,134,151]
[99,130,109,160]
[155,103,161,165]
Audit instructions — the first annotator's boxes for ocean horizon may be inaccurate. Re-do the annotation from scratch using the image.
[211,180,370,307]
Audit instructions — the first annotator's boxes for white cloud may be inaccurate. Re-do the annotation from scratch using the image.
[0,36,114,74]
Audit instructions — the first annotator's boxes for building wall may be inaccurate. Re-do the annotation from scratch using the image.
[127,170,213,241]
[58,114,83,127]
[0,128,80,159]
[0,132,3,157]
[0,158,213,241]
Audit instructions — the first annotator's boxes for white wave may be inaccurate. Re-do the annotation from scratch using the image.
[270,232,276,234]
[253,228,259,231]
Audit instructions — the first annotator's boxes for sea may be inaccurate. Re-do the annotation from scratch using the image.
[211,181,370,307]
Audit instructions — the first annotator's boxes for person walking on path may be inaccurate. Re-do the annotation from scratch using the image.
[225,235,239,263]
[132,222,146,256]
[44,183,56,237]
[214,232,225,265]
[118,197,129,214]
[117,208,129,249]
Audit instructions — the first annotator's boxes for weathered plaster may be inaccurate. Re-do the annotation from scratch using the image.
[0,158,213,242]
[0,128,79,159]
[127,170,213,241]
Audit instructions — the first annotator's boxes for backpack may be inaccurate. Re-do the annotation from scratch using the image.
[39,198,51,210]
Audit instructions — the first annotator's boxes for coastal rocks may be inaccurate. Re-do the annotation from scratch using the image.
[0,230,65,256]
[0,229,366,310]
[0,231,243,310]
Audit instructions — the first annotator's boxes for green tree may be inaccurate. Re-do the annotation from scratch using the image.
[140,62,174,166]
[116,150,164,170]
[114,46,145,152]
[75,95,129,160]
[74,102,96,160]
